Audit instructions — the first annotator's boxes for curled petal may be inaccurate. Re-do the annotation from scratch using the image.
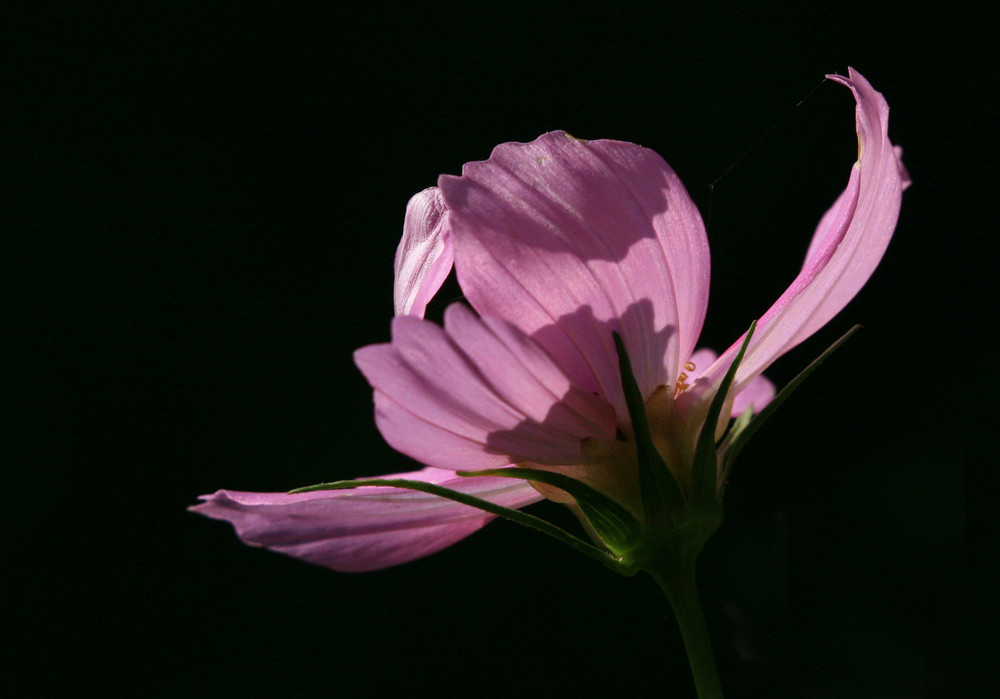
[393,187,454,317]
[804,144,911,265]
[191,467,543,572]
[439,131,710,417]
[693,68,907,400]
[354,304,617,471]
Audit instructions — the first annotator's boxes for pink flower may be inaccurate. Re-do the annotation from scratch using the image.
[193,69,909,572]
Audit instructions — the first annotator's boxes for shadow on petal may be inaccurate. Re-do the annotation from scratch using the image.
[526,299,676,420]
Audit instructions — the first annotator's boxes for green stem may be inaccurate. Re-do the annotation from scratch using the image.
[648,556,724,699]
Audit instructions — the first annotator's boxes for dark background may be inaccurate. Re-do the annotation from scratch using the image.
[7,3,986,697]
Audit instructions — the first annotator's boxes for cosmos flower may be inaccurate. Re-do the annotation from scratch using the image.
[193,68,909,573]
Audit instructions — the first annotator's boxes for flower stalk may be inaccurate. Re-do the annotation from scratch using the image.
[647,549,724,699]
[615,322,750,698]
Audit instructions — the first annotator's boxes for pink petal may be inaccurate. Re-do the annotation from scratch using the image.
[191,467,543,572]
[354,304,617,471]
[438,131,710,418]
[731,373,776,416]
[684,348,775,416]
[393,187,454,317]
[804,145,910,264]
[691,68,907,400]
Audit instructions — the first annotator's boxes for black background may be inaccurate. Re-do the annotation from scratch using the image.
[7,3,987,697]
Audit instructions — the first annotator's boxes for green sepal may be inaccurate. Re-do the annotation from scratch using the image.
[289,478,629,574]
[690,320,756,507]
[719,324,861,485]
[613,332,684,520]
[720,405,755,458]
[457,467,641,557]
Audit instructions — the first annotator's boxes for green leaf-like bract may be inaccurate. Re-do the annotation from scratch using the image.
[718,324,861,486]
[690,321,756,507]
[289,478,630,573]
[613,332,684,520]
[456,467,640,556]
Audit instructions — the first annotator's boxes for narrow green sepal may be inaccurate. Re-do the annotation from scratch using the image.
[690,320,756,507]
[457,467,641,555]
[613,332,685,520]
[719,324,861,481]
[290,478,629,574]
[720,405,755,455]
